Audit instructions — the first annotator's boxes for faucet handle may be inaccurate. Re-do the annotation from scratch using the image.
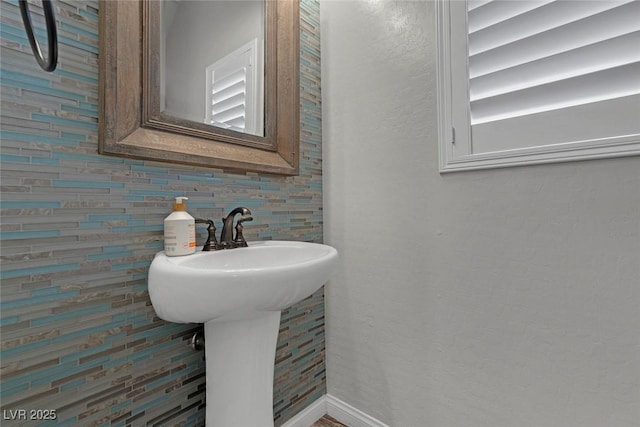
[233,216,252,248]
[195,218,220,251]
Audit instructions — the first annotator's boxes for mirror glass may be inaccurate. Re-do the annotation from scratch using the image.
[160,0,265,136]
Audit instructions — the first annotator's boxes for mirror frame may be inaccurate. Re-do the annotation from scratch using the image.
[98,0,300,175]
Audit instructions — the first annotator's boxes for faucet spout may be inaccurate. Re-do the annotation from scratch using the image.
[220,207,253,248]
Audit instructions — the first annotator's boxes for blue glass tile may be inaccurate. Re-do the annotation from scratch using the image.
[0,154,30,163]
[32,114,97,131]
[2,263,77,280]
[32,304,112,327]
[0,201,61,209]
[0,339,51,358]
[52,180,124,189]
[131,395,170,416]
[60,22,99,40]
[60,377,86,391]
[0,316,20,326]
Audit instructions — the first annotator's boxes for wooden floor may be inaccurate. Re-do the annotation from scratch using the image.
[310,414,348,427]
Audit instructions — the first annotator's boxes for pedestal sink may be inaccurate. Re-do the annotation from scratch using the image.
[148,240,338,427]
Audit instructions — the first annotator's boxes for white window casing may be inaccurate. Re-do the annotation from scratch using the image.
[436,0,640,172]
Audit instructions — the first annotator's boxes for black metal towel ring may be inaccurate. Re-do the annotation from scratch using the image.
[19,0,58,72]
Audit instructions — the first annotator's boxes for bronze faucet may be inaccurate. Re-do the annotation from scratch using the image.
[220,207,253,249]
[194,207,253,251]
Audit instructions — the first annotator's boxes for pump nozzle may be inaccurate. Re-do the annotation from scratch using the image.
[173,196,188,211]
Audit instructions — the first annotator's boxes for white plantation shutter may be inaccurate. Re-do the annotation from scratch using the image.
[210,66,247,131]
[205,39,262,135]
[437,0,640,172]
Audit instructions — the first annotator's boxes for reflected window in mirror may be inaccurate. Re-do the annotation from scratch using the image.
[205,39,263,136]
[160,0,265,137]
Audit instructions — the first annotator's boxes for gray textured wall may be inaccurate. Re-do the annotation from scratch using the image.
[322,1,640,426]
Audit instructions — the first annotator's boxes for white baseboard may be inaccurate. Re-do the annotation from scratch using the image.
[280,394,389,427]
[280,395,327,427]
[326,394,390,427]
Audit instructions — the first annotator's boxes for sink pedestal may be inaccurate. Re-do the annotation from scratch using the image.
[204,311,281,427]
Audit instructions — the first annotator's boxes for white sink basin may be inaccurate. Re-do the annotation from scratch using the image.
[148,240,338,323]
[147,240,338,427]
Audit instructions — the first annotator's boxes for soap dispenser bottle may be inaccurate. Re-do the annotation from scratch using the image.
[164,197,196,256]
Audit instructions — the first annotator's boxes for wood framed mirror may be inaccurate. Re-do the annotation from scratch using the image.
[98,0,299,175]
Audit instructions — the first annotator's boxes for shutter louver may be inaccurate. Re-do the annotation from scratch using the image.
[211,68,247,132]
[210,66,248,132]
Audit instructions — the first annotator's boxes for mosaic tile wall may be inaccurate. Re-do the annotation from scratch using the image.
[0,0,325,425]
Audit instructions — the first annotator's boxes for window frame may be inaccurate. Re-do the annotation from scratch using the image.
[435,0,640,173]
